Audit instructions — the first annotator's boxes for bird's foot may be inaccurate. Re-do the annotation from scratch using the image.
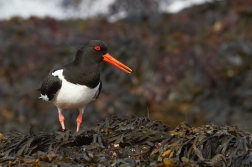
[62,128,68,132]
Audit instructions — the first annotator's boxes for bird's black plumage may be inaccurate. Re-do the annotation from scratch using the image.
[39,40,108,101]
[62,62,100,88]
[40,69,62,101]
[93,80,102,100]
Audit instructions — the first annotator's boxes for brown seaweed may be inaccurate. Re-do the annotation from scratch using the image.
[1,116,252,166]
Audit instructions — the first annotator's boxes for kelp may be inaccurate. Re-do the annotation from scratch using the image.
[0,116,252,166]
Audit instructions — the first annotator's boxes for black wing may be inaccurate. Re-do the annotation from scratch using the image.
[40,71,62,101]
[93,80,102,100]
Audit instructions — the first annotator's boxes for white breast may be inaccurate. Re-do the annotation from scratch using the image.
[51,69,99,109]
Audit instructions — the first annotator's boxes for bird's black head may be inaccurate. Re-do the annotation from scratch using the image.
[74,40,132,74]
[74,40,108,64]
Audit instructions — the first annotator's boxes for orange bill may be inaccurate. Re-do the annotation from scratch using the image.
[103,53,132,74]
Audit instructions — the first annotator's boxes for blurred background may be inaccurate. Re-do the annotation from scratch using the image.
[1,0,252,133]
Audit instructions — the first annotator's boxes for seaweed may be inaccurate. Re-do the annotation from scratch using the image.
[1,116,252,166]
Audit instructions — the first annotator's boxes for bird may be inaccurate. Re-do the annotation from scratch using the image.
[38,40,132,132]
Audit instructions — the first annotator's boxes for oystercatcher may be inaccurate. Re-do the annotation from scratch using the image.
[38,40,132,132]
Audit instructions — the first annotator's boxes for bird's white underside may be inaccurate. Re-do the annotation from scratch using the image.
[40,69,99,110]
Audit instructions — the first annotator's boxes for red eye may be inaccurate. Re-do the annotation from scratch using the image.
[95,46,101,51]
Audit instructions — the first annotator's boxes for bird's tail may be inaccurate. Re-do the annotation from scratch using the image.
[36,97,43,100]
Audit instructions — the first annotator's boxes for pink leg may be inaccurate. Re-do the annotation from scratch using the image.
[76,108,84,132]
[58,108,65,130]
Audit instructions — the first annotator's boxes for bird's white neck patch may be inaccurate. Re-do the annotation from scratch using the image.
[52,69,64,80]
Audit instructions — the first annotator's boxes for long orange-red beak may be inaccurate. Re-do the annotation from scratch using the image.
[103,53,132,74]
